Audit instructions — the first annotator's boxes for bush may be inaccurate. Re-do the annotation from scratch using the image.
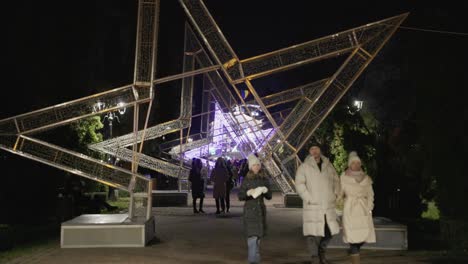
[440,218,468,251]
[0,225,13,251]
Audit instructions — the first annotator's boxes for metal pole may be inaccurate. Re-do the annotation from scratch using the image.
[109,118,113,139]
[179,129,183,192]
[108,117,116,201]
[146,179,153,220]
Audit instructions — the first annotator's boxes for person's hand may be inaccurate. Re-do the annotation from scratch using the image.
[253,187,267,197]
[251,188,263,199]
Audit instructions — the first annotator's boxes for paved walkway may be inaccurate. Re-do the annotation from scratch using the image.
[3,190,466,264]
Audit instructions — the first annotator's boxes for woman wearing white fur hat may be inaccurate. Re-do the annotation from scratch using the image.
[339,151,376,264]
[238,154,272,264]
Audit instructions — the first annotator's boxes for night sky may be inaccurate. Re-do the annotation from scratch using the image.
[1,0,467,221]
[2,0,466,117]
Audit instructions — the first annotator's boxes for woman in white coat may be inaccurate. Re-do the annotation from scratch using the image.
[339,151,376,264]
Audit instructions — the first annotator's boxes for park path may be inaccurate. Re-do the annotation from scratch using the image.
[3,189,464,263]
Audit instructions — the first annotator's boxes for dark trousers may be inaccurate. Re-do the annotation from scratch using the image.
[215,198,225,212]
[225,188,232,211]
[349,242,364,255]
[192,197,204,211]
[307,215,333,257]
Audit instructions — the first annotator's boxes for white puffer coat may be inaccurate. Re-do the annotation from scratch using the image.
[295,155,341,237]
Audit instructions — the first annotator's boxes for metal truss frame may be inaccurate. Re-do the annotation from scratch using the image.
[0,0,163,220]
[179,0,408,193]
[0,0,408,205]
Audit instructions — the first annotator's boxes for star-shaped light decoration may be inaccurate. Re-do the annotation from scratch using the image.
[0,0,408,204]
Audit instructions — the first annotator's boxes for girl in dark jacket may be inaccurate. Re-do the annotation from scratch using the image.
[238,154,272,264]
[189,159,205,214]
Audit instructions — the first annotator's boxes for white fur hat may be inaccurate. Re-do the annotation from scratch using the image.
[248,154,261,170]
[348,151,362,167]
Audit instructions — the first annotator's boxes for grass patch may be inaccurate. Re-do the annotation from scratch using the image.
[0,223,59,263]
[0,238,58,263]
[107,197,130,212]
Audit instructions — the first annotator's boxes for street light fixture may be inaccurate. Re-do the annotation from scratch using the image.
[117,102,126,115]
[93,101,127,137]
[354,100,363,110]
[348,100,364,115]
[93,101,127,147]
[93,101,106,113]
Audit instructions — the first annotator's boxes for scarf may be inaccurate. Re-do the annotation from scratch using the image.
[345,169,366,183]
[246,170,266,179]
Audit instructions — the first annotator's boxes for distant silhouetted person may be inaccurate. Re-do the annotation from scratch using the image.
[225,159,235,213]
[189,159,206,214]
[231,160,239,186]
[211,157,229,214]
[200,159,209,198]
[239,158,249,184]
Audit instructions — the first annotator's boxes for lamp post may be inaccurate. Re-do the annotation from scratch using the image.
[94,101,127,201]
[94,101,126,143]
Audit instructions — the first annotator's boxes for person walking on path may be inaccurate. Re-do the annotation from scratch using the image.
[200,159,208,199]
[238,154,272,264]
[211,157,229,214]
[239,158,249,184]
[295,141,341,264]
[189,159,206,214]
[339,151,376,264]
[225,160,236,213]
[232,160,239,186]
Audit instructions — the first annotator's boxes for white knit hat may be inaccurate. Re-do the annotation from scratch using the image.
[348,151,362,167]
[248,154,261,170]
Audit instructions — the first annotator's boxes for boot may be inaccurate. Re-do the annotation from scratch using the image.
[310,256,320,264]
[199,198,205,213]
[319,251,332,264]
[220,199,226,214]
[350,254,360,264]
[192,199,199,214]
[225,195,230,213]
[215,199,221,214]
